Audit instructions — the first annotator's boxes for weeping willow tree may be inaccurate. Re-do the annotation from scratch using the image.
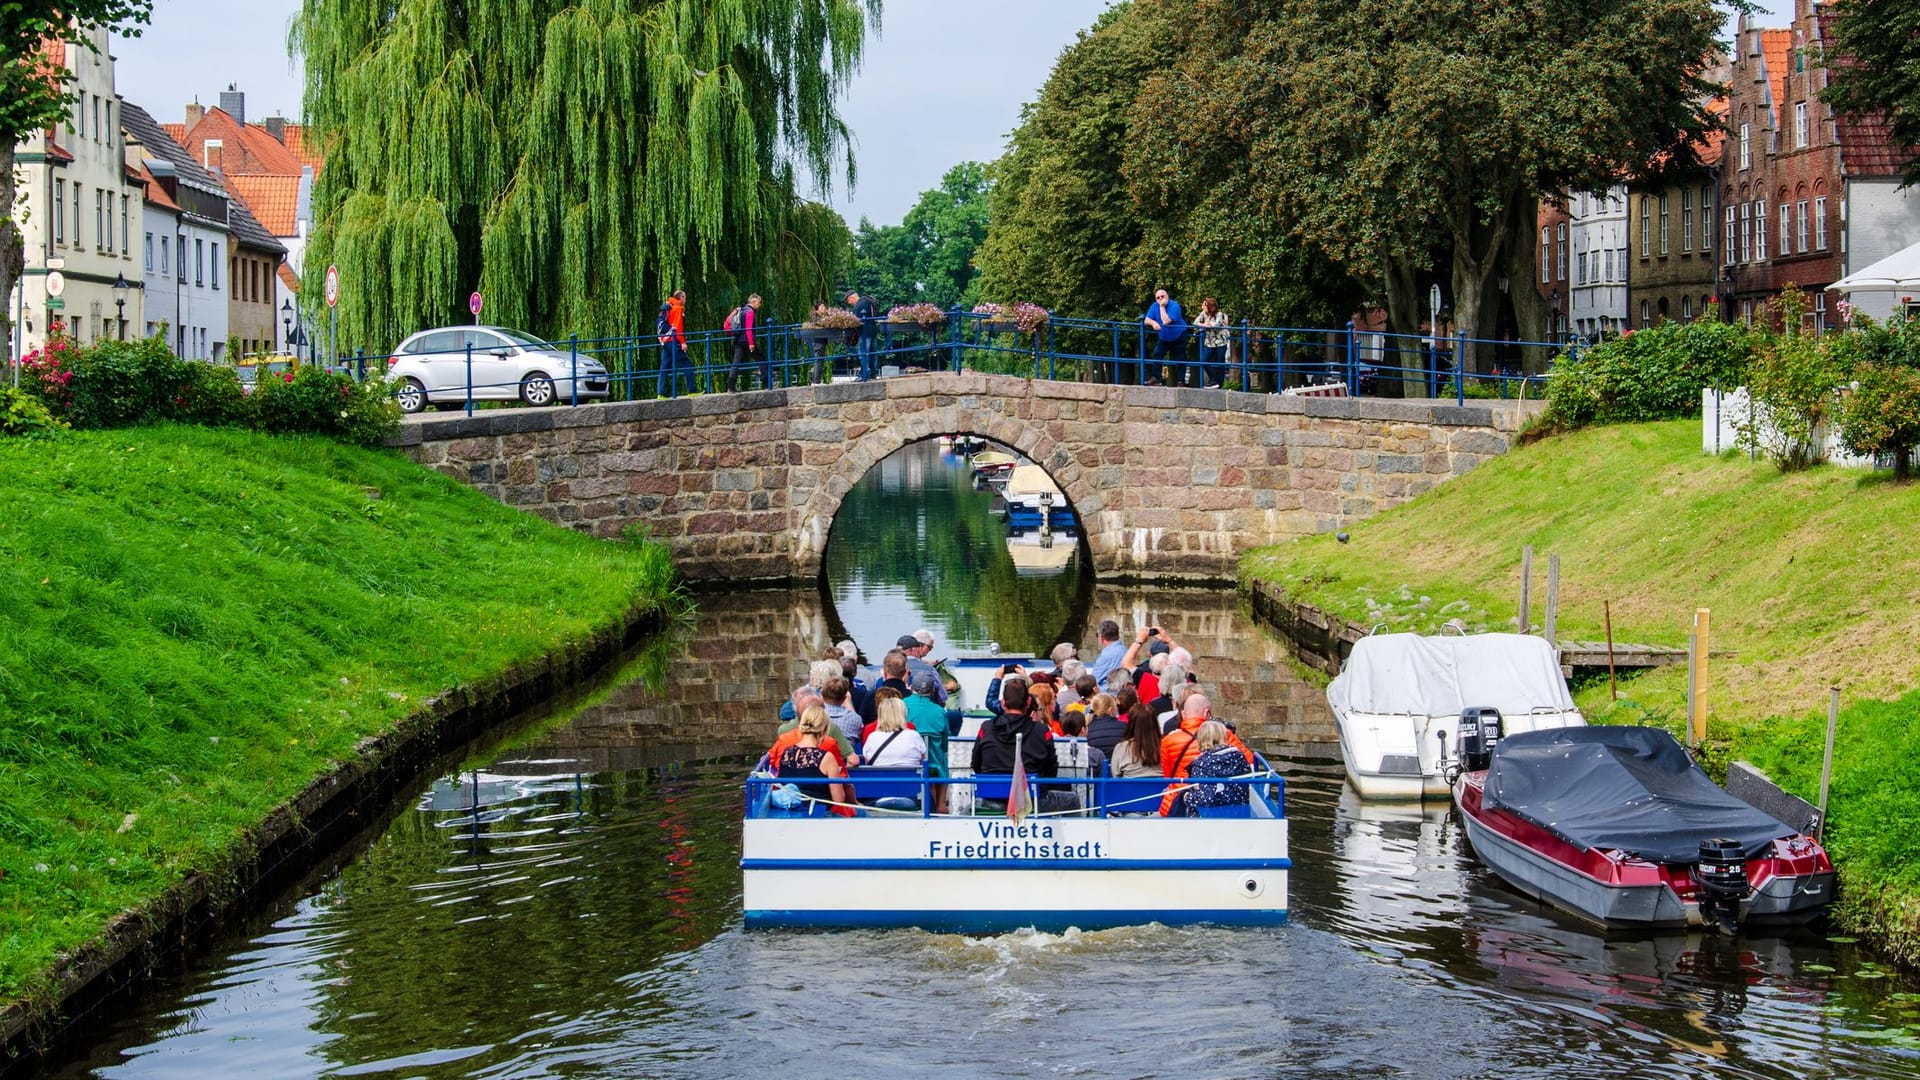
[293,0,873,351]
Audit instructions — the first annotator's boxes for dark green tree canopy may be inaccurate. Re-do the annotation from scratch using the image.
[850,161,991,309]
[1823,0,1920,186]
[294,0,875,350]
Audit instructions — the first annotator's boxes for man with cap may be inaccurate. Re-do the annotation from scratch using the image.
[903,671,954,812]
[899,629,947,705]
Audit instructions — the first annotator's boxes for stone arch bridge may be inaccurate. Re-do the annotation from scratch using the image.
[393,373,1538,582]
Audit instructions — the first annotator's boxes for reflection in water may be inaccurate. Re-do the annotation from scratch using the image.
[824,439,1092,656]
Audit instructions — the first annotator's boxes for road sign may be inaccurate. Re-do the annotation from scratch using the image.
[46,297,65,311]
[45,271,65,298]
[45,257,65,270]
[324,265,340,309]
[1429,283,1441,317]
[469,291,483,317]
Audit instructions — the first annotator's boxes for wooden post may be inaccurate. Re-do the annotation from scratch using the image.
[1543,554,1560,659]
[1518,545,1534,634]
[1691,608,1711,745]
[1817,686,1839,842]
[1604,601,1618,701]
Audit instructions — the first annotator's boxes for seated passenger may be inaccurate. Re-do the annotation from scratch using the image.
[1160,693,1253,814]
[777,706,853,813]
[862,697,928,769]
[1109,702,1165,778]
[972,679,1058,780]
[1084,693,1126,757]
[1179,721,1253,815]
[1029,682,1063,736]
[1058,711,1107,777]
[822,678,864,750]
[903,672,953,812]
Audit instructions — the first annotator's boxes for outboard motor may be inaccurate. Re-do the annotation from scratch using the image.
[1457,707,1504,773]
[1696,838,1752,936]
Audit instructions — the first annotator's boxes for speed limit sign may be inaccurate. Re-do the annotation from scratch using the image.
[324,265,340,309]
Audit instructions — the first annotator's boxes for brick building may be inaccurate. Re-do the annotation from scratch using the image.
[1724,1,1920,329]
[1628,99,1725,328]
[1536,201,1571,342]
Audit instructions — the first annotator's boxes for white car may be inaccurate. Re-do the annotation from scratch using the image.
[388,326,611,413]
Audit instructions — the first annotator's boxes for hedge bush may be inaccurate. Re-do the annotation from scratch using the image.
[12,332,398,445]
[1543,319,1756,429]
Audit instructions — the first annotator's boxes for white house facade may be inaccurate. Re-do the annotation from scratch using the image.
[1569,187,1629,341]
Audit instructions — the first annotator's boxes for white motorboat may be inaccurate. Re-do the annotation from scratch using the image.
[1326,632,1584,799]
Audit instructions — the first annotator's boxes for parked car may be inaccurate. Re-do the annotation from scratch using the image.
[387,326,610,413]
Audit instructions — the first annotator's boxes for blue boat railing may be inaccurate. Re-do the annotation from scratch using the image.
[344,310,1569,416]
[744,769,1287,821]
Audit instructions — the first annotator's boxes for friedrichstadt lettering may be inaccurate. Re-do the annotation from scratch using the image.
[925,820,1108,860]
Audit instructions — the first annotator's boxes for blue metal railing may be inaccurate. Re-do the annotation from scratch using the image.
[744,769,1288,820]
[361,309,1568,414]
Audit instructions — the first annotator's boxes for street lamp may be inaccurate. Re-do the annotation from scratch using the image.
[112,274,128,340]
[280,298,293,355]
[1720,266,1737,324]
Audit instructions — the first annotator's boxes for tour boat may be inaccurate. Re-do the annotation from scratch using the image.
[1448,725,1835,932]
[741,740,1290,932]
[1327,632,1585,799]
[969,450,1017,478]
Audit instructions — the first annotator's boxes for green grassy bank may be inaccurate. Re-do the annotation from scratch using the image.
[1243,420,1920,960]
[0,426,681,1008]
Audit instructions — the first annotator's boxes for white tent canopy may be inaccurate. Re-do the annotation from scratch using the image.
[1832,239,1920,294]
[1327,633,1576,718]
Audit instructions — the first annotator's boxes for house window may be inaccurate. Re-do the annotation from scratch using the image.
[1575,246,1586,286]
[1682,296,1693,321]
[1659,195,1670,255]
[195,238,204,286]
[54,181,64,244]
[1701,187,1714,251]
[121,195,128,255]
[1640,197,1651,256]
[1795,103,1808,148]
[1815,196,1828,249]
[1815,291,1828,330]
[96,190,105,251]
[1780,201,1792,256]
[144,232,153,270]
[1604,249,1613,281]
[1681,189,1694,252]
[1557,223,1568,280]
[104,101,112,148]
[1740,203,1751,263]
[1739,123,1751,168]
[160,235,168,274]
[211,243,220,290]
[1756,200,1767,260]
[92,96,100,141]
[74,95,84,139]
[1726,206,1736,266]
[1541,227,1550,283]
[1797,200,1810,252]
[176,233,186,281]
[1641,299,1652,326]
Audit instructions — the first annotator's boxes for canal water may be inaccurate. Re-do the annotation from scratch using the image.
[42,445,1920,1079]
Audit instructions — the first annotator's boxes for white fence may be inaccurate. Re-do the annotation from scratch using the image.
[1701,387,1879,469]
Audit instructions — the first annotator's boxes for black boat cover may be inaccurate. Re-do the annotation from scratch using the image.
[1482,727,1795,864]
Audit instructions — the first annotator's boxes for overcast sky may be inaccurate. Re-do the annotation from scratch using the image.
[114,0,1783,227]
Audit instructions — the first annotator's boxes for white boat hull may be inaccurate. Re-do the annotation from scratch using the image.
[1334,707,1586,800]
[742,816,1289,930]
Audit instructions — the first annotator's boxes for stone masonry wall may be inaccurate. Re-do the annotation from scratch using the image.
[391,374,1541,582]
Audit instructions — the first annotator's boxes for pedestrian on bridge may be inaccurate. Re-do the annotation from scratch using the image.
[1194,297,1231,389]
[655,290,691,397]
[846,289,878,380]
[1140,287,1188,387]
[724,294,768,392]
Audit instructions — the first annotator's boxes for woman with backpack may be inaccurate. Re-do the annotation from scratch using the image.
[723,294,767,392]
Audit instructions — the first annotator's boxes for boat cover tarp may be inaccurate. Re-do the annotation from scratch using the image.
[1327,633,1576,718]
[1483,727,1794,863]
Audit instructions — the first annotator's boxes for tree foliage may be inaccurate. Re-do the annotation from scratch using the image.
[849,161,991,309]
[974,3,1180,319]
[1151,0,1723,357]
[1823,0,1920,187]
[1835,314,1920,479]
[293,0,875,351]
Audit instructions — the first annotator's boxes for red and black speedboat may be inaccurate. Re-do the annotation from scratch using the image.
[1447,720,1834,932]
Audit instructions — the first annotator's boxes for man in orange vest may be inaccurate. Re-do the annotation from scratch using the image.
[1159,693,1252,814]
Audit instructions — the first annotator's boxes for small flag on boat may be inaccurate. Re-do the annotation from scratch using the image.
[1008,732,1030,824]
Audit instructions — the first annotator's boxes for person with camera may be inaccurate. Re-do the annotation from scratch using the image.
[1117,623,1182,682]
[970,678,1059,809]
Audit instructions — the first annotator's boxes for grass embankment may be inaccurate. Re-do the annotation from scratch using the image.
[0,426,680,1008]
[1243,420,1920,958]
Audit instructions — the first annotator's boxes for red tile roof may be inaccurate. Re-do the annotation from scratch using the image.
[225,173,300,235]
[277,263,301,293]
[1761,29,1791,127]
[161,122,185,144]
[44,138,73,163]
[179,107,304,176]
[267,124,323,171]
[1815,10,1919,179]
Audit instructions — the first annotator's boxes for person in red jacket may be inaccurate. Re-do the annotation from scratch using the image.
[1159,693,1252,814]
[655,290,691,397]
